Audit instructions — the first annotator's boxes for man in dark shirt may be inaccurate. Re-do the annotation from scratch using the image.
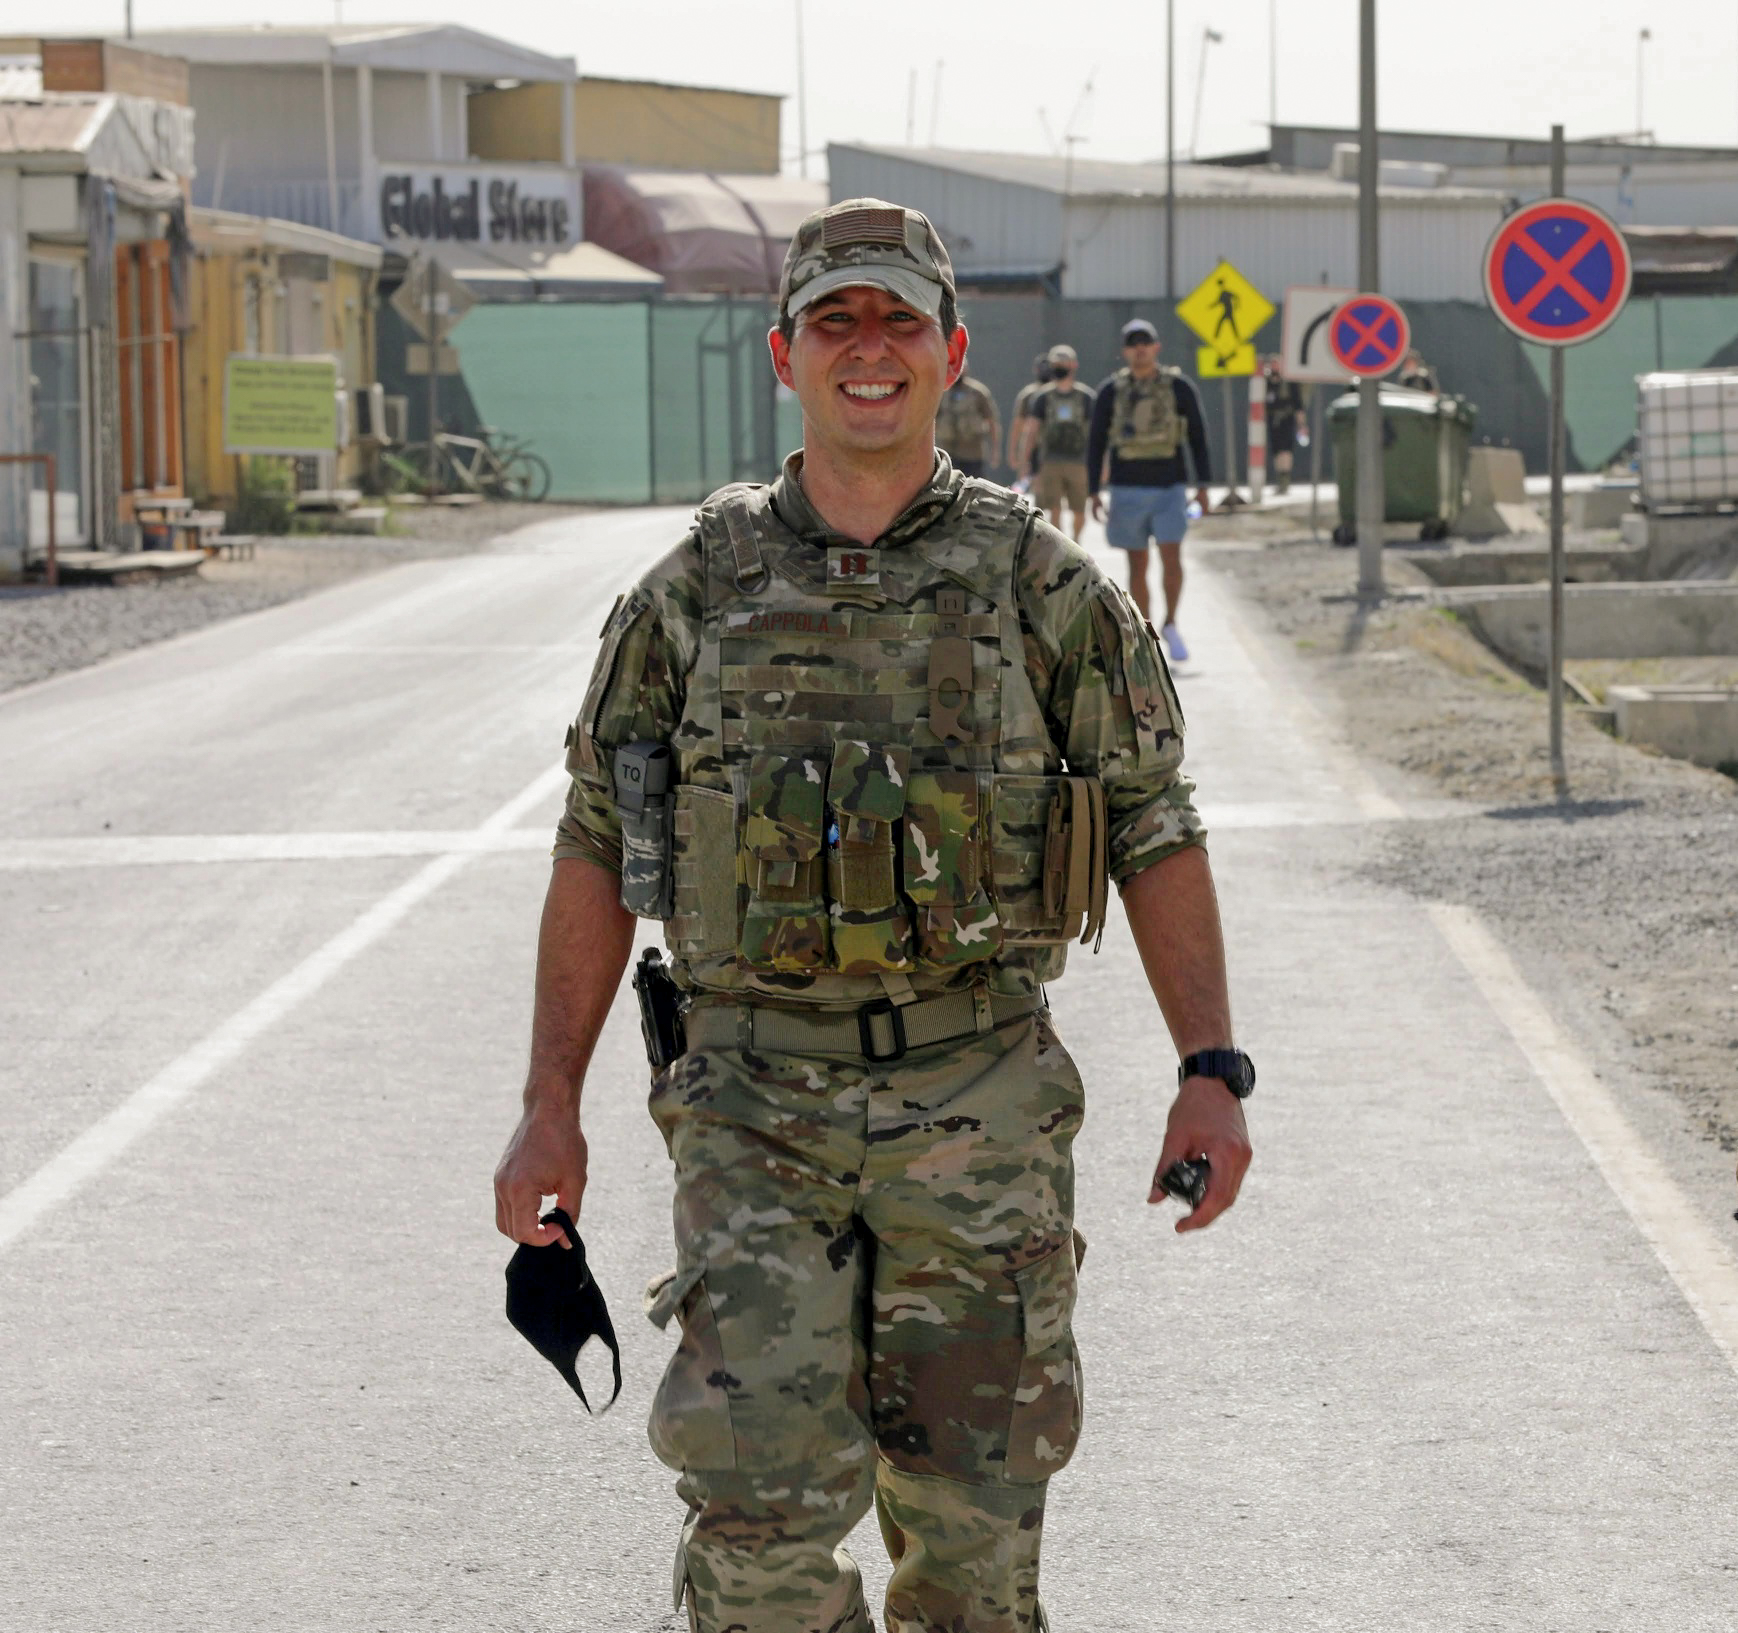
[1086,318,1212,663]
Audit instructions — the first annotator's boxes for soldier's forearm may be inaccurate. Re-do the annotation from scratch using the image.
[523,858,636,1117]
[1120,845,1234,1057]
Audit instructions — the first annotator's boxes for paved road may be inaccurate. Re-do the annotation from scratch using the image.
[3,510,1737,1632]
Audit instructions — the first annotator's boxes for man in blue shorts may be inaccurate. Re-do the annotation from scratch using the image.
[1086,318,1212,662]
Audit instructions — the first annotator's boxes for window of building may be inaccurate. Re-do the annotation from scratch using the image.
[115,240,183,495]
[26,254,89,545]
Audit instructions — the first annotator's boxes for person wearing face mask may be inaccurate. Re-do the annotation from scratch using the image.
[496,199,1252,1633]
[1014,343,1096,540]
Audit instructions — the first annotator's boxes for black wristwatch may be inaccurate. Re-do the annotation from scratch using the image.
[1178,1048,1255,1099]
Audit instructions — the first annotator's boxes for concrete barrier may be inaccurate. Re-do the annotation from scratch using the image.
[1402,542,1648,587]
[1619,510,1738,577]
[1608,685,1738,769]
[1442,583,1738,667]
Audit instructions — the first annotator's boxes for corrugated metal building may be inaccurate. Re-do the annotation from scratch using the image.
[828,144,1509,304]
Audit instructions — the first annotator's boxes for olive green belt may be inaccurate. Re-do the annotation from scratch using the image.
[683,988,1046,1064]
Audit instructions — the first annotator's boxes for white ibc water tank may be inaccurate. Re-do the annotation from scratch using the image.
[1637,369,1738,506]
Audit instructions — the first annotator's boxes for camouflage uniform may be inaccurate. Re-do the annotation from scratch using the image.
[934,375,1002,475]
[552,200,1207,1633]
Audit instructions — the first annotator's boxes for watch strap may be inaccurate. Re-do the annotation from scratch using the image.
[1178,1048,1255,1098]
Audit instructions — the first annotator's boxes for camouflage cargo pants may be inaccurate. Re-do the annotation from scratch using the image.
[645,1008,1086,1633]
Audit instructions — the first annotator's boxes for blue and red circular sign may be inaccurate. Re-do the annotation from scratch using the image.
[1329,293,1410,377]
[1484,197,1632,346]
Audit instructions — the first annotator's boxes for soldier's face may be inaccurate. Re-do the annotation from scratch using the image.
[770,285,968,456]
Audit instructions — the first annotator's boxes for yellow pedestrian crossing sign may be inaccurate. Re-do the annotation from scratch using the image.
[1176,259,1276,354]
[1197,342,1258,378]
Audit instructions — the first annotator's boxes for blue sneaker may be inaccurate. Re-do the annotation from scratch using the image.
[1161,622,1190,663]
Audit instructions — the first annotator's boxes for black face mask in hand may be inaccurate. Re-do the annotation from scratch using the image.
[503,1208,622,1412]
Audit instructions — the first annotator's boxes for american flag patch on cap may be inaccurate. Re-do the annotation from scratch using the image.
[821,207,907,250]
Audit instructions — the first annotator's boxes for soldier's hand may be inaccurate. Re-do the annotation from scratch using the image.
[1149,1077,1251,1234]
[494,1104,588,1247]
[1088,494,1105,523]
[1194,486,1212,516]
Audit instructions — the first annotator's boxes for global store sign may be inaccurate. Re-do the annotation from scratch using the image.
[378,167,577,247]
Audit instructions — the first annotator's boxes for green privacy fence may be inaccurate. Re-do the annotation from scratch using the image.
[378,295,803,504]
[378,285,1738,502]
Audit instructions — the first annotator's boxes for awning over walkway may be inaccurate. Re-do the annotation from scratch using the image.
[388,238,666,302]
[582,166,826,294]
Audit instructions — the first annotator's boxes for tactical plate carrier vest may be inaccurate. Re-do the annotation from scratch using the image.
[584,478,1110,1006]
[1037,384,1091,463]
[1108,366,1184,462]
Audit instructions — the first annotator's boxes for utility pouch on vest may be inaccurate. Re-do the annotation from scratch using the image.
[669,787,740,958]
[903,770,1003,966]
[928,589,974,745]
[740,752,829,971]
[613,742,674,919]
[1041,777,1109,946]
[825,740,914,975]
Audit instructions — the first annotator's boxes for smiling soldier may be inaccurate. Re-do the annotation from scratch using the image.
[495,197,1254,1633]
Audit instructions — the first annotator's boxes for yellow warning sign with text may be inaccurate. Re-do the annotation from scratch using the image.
[1176,259,1276,352]
[223,355,340,455]
[1196,342,1258,378]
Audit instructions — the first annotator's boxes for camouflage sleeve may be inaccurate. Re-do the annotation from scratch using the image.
[551,532,701,872]
[1015,516,1207,883]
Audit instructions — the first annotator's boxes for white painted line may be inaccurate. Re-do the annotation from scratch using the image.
[273,644,591,657]
[0,762,570,1255]
[1429,902,1738,1375]
[0,829,552,870]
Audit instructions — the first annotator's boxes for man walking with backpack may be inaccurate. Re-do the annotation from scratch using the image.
[1014,344,1094,541]
[1087,318,1212,663]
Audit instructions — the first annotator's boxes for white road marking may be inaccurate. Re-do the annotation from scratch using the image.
[1429,902,1738,1376]
[0,830,552,869]
[0,762,570,1255]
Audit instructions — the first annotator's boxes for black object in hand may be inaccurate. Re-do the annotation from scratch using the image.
[504,1208,622,1412]
[1159,1158,1210,1210]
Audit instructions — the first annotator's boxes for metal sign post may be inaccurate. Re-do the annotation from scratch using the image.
[1480,137,1632,794]
[1548,129,1568,793]
[425,255,441,492]
[1356,0,1382,597]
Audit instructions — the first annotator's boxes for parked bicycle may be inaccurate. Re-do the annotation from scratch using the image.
[383,425,552,503]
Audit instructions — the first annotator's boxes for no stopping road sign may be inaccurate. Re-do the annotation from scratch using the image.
[1484,197,1632,346]
[1328,293,1410,378]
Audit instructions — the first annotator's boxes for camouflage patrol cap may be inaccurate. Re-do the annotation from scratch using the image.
[779,197,956,321]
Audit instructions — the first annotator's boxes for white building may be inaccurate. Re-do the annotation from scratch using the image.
[0,45,196,574]
[828,143,1511,305]
[131,23,582,256]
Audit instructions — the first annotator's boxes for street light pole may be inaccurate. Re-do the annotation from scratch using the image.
[794,0,810,177]
[1635,28,1651,139]
[1356,0,1383,596]
[1165,0,1176,302]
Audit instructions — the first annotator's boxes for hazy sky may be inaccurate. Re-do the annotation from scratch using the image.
[42,0,1738,167]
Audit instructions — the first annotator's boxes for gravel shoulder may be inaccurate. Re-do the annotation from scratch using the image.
[0,503,591,695]
[1201,518,1738,1157]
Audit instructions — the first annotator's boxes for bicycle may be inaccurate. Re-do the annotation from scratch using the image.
[382,425,552,504]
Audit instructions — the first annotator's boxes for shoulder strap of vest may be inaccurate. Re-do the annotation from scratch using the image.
[695,482,772,600]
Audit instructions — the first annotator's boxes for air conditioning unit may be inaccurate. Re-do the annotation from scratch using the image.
[352,381,390,444]
[382,394,410,446]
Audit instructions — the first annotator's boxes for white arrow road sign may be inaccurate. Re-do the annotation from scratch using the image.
[1281,285,1357,383]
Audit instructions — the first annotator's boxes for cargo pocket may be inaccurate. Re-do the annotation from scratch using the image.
[826,741,914,974]
[740,752,829,972]
[903,769,1002,967]
[670,786,739,957]
[646,1262,738,1472]
[1004,1244,1083,1484]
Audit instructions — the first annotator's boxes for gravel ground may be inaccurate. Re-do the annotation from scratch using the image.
[0,503,590,695]
[1204,521,1738,1156]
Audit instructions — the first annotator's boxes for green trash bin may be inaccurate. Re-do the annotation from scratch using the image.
[1329,387,1477,542]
